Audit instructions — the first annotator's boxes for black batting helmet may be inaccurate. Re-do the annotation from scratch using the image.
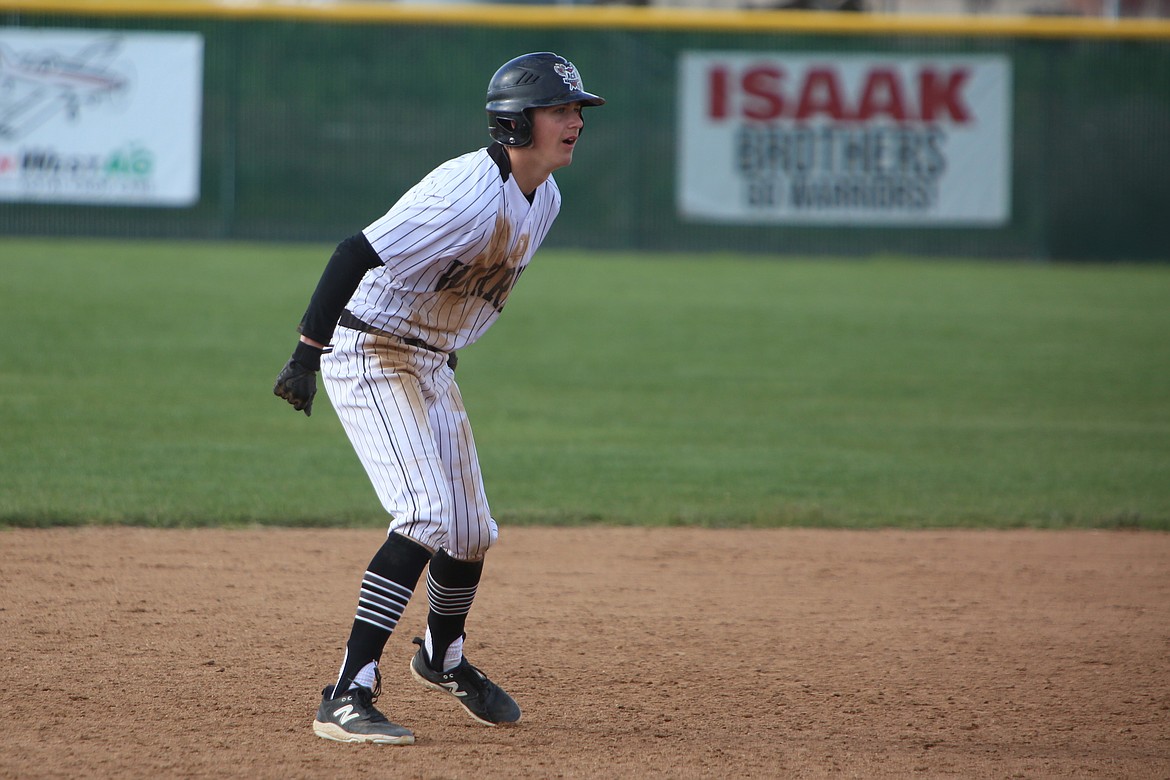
[485,52,605,147]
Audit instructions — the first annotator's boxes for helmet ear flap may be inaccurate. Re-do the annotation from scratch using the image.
[488,110,532,147]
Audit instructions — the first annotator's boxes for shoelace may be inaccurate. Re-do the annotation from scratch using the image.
[352,691,390,723]
[453,660,491,696]
[351,669,389,723]
[371,665,383,701]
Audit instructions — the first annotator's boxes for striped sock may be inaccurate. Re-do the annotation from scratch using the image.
[425,549,483,672]
[356,570,412,633]
[331,532,431,694]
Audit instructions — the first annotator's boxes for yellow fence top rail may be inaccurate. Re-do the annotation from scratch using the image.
[3,0,1170,40]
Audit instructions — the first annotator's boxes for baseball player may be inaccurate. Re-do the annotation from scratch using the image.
[273,52,605,745]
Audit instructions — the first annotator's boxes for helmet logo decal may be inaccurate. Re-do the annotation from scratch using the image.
[553,62,584,92]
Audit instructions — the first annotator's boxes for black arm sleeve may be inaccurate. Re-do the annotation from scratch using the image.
[297,232,383,345]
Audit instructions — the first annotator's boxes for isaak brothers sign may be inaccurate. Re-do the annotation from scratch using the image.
[678,53,1012,226]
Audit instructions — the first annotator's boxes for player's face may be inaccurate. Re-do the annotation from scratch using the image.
[528,102,586,171]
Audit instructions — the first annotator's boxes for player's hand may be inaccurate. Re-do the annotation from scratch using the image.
[274,341,324,417]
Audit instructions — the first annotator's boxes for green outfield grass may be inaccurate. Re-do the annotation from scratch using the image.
[2,238,1168,529]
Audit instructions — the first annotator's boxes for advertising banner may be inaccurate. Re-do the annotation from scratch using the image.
[678,52,1012,226]
[0,28,204,207]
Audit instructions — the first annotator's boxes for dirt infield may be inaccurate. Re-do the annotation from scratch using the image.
[2,527,1168,779]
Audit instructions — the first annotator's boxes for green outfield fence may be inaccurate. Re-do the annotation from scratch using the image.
[1,1,1168,260]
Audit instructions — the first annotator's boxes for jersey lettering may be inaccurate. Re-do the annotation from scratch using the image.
[433,215,530,313]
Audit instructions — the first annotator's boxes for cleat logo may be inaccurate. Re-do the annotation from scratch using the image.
[332,704,360,725]
[441,681,467,698]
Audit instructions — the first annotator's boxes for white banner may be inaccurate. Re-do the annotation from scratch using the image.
[678,52,1011,226]
[0,28,203,206]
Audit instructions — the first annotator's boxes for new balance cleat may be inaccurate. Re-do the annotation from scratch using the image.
[409,636,521,726]
[312,674,414,745]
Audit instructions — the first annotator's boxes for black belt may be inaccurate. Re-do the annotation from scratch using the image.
[339,310,457,370]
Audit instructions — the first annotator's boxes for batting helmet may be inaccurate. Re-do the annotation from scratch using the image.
[485,52,605,147]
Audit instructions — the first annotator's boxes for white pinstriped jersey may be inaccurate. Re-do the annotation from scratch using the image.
[349,145,561,354]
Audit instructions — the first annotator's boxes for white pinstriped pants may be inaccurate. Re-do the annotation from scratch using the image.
[321,326,498,560]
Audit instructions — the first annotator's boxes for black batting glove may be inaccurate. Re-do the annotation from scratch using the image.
[273,341,324,417]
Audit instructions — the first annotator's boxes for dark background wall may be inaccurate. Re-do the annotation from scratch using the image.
[2,6,1168,260]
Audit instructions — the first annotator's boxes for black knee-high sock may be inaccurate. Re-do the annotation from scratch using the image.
[425,549,484,671]
[332,532,432,694]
